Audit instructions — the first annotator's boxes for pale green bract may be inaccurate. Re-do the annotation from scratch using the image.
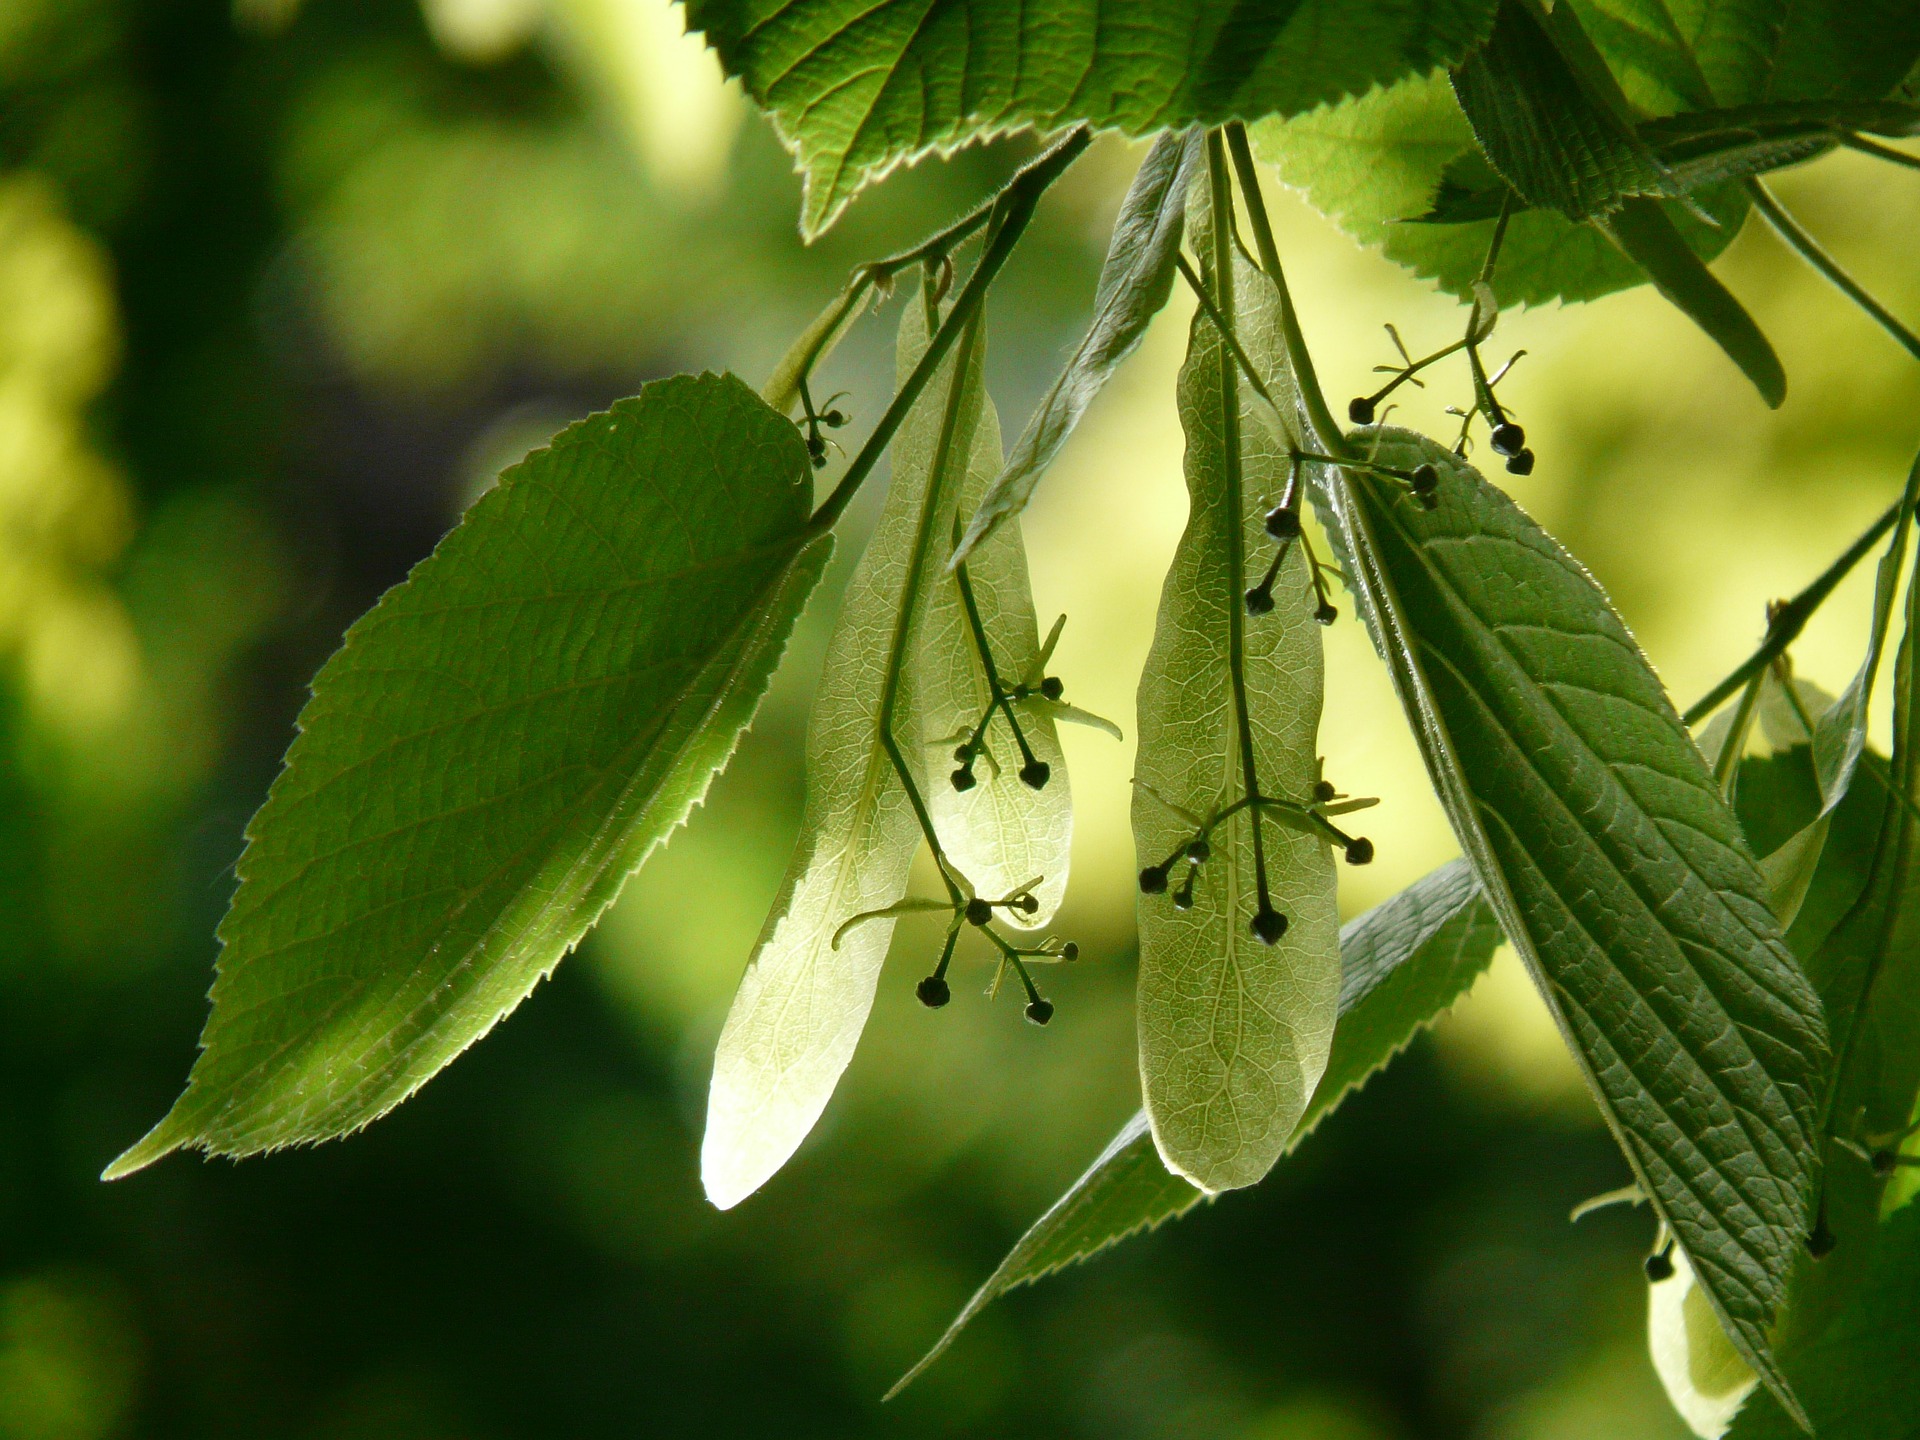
[1317,427,1827,1426]
[920,375,1072,925]
[107,372,829,1179]
[890,858,1502,1395]
[704,293,1032,1209]
[1132,188,1339,1194]
[683,0,1499,236]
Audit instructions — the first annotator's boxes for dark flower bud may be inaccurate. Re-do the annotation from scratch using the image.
[917,975,951,1008]
[1245,585,1275,616]
[1060,942,1080,961]
[1172,881,1194,911]
[1313,780,1337,803]
[953,744,972,762]
[1872,1149,1898,1177]
[1644,1249,1676,1283]
[1314,601,1339,626]
[1025,998,1055,1025]
[1251,908,1289,945]
[1345,837,1375,865]
[1808,1221,1837,1260]
[1019,760,1051,791]
[823,408,849,428]
[1409,463,1438,495]
[1490,421,1525,456]
[1506,448,1536,476]
[965,898,993,926]
[951,767,977,792]
[1265,505,1302,540]
[1040,676,1064,700]
[1016,893,1039,915]
[1139,865,1169,895]
[1186,839,1211,865]
[1348,396,1376,426]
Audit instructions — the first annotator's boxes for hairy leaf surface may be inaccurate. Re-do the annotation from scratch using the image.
[1316,427,1826,1423]
[109,373,828,1177]
[702,299,983,1210]
[954,128,1198,566]
[1134,182,1338,1194]
[893,858,1501,1394]
[685,0,1498,235]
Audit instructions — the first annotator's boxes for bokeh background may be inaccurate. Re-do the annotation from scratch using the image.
[3,2,1918,1437]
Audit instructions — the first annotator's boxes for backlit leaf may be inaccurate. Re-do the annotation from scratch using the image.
[108,372,829,1178]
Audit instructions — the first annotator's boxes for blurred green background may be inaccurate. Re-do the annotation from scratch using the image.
[2,2,1917,1437]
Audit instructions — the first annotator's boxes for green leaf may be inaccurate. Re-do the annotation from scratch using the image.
[1725,1201,1920,1439]
[953,128,1200,566]
[1451,0,1675,220]
[1315,428,1827,1425]
[1649,1247,1759,1440]
[1600,196,1785,406]
[920,349,1072,925]
[763,280,874,417]
[891,857,1500,1395]
[1639,99,1920,192]
[1251,73,1740,307]
[106,372,829,1179]
[685,0,1499,236]
[702,295,986,1210]
[1133,175,1339,1194]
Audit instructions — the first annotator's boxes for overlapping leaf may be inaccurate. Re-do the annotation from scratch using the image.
[892,858,1502,1394]
[1314,428,1827,1424]
[108,373,829,1178]
[954,128,1199,566]
[685,0,1499,236]
[702,297,989,1210]
[1133,183,1338,1194]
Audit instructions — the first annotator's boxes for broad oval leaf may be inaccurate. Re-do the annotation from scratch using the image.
[952,128,1199,566]
[889,857,1502,1395]
[1133,177,1339,1194]
[107,372,829,1178]
[685,0,1499,236]
[703,293,1003,1209]
[1316,427,1827,1425]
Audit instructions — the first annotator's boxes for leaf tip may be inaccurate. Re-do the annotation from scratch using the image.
[101,1110,194,1181]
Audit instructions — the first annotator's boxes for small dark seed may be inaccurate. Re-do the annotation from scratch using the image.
[1025,998,1055,1026]
[1186,839,1211,865]
[917,975,951,1008]
[1265,505,1302,540]
[1060,942,1080,961]
[1345,837,1375,866]
[1020,760,1051,791]
[1314,601,1339,626]
[812,453,827,470]
[1409,463,1438,494]
[1506,448,1536,476]
[1313,780,1337,803]
[1808,1221,1838,1259]
[965,898,993,926]
[1490,421,1525,456]
[1245,586,1275,616]
[1251,908,1289,945]
[951,767,977,792]
[1040,676,1064,700]
[1348,396,1376,426]
[1017,893,1039,915]
[1644,1250,1675,1283]
[1139,866,1169,895]
[823,409,849,428]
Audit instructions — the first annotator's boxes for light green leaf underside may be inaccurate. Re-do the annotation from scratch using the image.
[1319,427,1826,1425]
[921,345,1072,926]
[108,372,827,1179]
[1134,201,1338,1195]
[684,0,1499,236]
[703,297,982,1210]
[891,857,1502,1396]
[1726,1201,1920,1439]
[955,127,1198,566]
